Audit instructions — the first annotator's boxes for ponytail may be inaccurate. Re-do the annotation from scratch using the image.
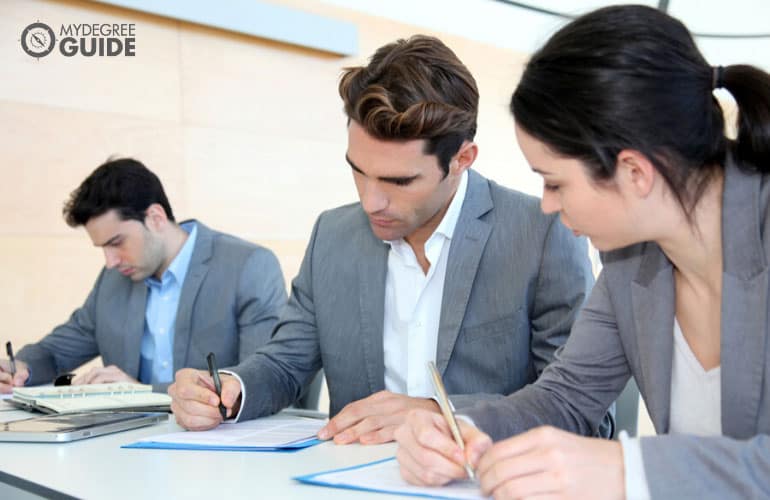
[722,65,770,171]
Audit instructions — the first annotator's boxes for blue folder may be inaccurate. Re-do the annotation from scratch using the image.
[122,437,322,452]
[294,457,484,499]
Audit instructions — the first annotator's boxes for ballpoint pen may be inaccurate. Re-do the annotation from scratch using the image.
[427,361,476,480]
[5,341,17,377]
[206,352,227,420]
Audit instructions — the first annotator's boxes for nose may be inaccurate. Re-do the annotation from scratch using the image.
[540,189,561,215]
[359,180,388,214]
[103,248,120,269]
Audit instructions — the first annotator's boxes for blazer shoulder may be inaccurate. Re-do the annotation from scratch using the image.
[483,179,560,238]
[313,201,368,238]
[206,228,280,268]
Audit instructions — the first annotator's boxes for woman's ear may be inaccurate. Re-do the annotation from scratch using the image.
[615,149,656,198]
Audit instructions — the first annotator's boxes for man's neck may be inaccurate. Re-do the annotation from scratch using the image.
[154,224,189,279]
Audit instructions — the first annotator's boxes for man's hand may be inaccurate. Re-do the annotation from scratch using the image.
[318,390,440,445]
[168,368,242,431]
[72,365,138,385]
[395,408,492,486]
[0,359,30,394]
[474,426,625,500]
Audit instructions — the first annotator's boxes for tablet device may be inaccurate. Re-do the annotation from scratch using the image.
[0,411,168,442]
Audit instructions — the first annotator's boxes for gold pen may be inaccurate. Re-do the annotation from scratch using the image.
[427,361,476,480]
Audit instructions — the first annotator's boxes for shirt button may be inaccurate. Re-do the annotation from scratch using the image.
[159,328,166,334]
[162,295,170,301]
[162,361,169,368]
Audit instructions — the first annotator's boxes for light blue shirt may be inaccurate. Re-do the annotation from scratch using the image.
[139,222,197,384]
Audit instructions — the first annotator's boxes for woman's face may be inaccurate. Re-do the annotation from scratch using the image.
[515,124,644,251]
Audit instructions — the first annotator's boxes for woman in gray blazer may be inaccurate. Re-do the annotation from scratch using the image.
[394,5,770,499]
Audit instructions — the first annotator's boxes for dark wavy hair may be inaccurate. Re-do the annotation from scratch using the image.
[63,157,175,227]
[512,5,770,219]
[339,35,479,176]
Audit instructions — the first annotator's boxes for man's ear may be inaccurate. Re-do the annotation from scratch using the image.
[449,141,478,176]
[615,149,656,198]
[143,203,169,231]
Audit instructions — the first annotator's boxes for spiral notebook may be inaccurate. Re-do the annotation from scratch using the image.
[9,383,171,414]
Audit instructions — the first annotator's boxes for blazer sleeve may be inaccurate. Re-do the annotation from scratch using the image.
[462,269,631,441]
[229,218,324,421]
[641,433,770,498]
[234,246,287,362]
[16,271,104,385]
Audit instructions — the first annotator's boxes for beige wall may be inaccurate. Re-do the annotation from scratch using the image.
[0,0,538,364]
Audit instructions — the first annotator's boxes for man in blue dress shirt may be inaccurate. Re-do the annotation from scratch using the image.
[0,158,286,392]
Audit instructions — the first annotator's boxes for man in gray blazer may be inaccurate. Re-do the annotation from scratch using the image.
[0,158,286,393]
[169,35,596,442]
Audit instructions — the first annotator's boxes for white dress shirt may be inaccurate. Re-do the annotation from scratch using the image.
[382,170,468,398]
[621,318,722,500]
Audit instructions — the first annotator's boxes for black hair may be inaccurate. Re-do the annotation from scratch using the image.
[512,4,770,218]
[63,158,175,227]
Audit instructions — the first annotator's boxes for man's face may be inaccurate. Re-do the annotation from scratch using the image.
[84,209,166,281]
[346,121,460,243]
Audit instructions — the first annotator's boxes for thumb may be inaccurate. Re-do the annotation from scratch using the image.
[220,375,242,408]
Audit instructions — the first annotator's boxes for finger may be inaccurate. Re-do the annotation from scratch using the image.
[484,468,561,499]
[397,446,458,486]
[479,446,555,495]
[171,379,220,407]
[170,399,222,431]
[406,411,465,464]
[477,426,553,473]
[171,393,223,421]
[359,423,399,445]
[12,370,29,387]
[72,368,100,385]
[396,432,467,484]
[463,427,494,468]
[219,375,242,409]
[334,413,398,444]
[0,374,13,394]
[319,398,373,440]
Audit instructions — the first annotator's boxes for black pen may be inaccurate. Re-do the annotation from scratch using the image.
[206,352,227,420]
[5,341,17,377]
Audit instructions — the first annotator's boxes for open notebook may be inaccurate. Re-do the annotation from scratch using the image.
[10,383,171,414]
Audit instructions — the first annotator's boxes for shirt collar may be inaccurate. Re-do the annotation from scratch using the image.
[145,221,197,287]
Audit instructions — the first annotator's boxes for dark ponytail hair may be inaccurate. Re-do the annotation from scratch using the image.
[512,5,770,219]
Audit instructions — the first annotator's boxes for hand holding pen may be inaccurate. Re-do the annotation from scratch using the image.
[0,341,30,393]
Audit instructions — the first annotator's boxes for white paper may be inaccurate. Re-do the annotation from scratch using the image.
[138,414,326,447]
[306,458,487,499]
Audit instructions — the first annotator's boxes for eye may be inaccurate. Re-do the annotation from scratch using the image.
[544,184,560,192]
[392,178,413,186]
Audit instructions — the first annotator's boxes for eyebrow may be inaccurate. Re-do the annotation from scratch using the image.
[96,234,122,247]
[345,154,420,185]
[530,167,554,176]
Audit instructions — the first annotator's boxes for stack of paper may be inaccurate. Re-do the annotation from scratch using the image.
[123,414,326,452]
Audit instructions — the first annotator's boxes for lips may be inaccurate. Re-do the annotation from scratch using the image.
[119,267,134,276]
[369,217,396,227]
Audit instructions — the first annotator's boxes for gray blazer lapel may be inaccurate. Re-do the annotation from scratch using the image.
[173,221,212,371]
[720,160,768,438]
[631,243,675,433]
[436,170,493,374]
[357,222,390,393]
[123,283,147,378]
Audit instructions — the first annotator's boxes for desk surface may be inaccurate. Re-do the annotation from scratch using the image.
[0,409,397,499]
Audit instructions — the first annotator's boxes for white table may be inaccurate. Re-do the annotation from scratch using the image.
[0,410,398,499]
